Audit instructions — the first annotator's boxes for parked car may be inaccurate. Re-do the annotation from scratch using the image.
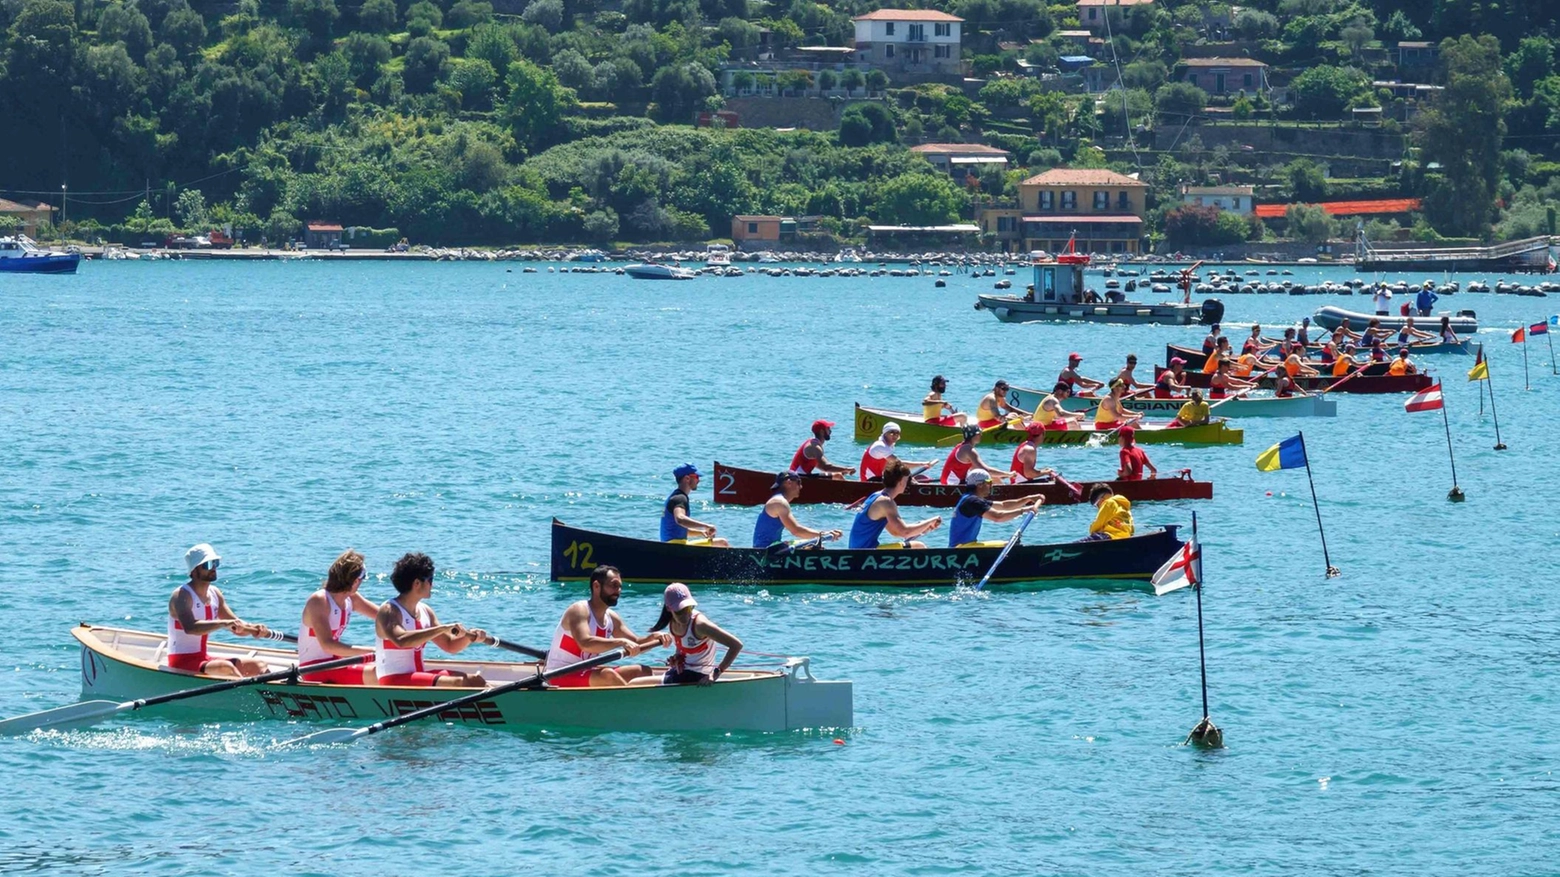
[163,235,198,249]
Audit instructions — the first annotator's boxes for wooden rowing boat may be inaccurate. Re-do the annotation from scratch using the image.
[1005,384,1336,418]
[73,624,851,733]
[551,519,1185,590]
[710,461,1213,506]
[854,403,1244,446]
[1153,362,1432,394]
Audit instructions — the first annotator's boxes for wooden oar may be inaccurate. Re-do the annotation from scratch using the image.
[935,416,1023,446]
[972,505,1041,591]
[769,532,841,556]
[0,653,368,735]
[1206,388,1252,412]
[1320,363,1370,394]
[279,649,629,746]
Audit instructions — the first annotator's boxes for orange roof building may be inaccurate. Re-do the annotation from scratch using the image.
[1254,199,1422,219]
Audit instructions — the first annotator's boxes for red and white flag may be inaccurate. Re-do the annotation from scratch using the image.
[1151,540,1202,596]
[1404,382,1445,413]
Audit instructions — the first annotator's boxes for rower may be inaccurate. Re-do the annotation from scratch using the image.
[1116,425,1157,480]
[923,375,966,427]
[1209,357,1255,399]
[298,549,379,685]
[860,422,932,482]
[948,470,1044,548]
[545,564,669,688]
[166,543,272,677]
[1202,337,1232,375]
[975,380,1028,429]
[661,463,729,547]
[1367,336,1388,363]
[1083,484,1135,541]
[790,419,856,480]
[848,460,942,549]
[1388,347,1418,376]
[1297,316,1312,347]
[1009,422,1072,488]
[1284,349,1320,379]
[1201,324,1222,357]
[1173,389,1212,428]
[1241,325,1267,355]
[1318,340,1337,368]
[374,552,491,687]
[1273,367,1309,397]
[1057,353,1104,396]
[649,583,741,686]
[1112,354,1151,392]
[752,471,843,549]
[1155,357,1190,398]
[1438,316,1459,344]
[1362,318,1391,346]
[1331,343,1361,377]
[1035,382,1085,431]
[1094,379,1144,430]
[942,424,1011,485]
[1396,317,1434,346]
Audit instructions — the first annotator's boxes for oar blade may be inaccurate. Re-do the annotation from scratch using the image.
[0,700,125,735]
[278,727,365,747]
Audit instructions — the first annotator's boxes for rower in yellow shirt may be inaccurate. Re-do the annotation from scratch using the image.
[1173,389,1211,428]
[1084,485,1134,541]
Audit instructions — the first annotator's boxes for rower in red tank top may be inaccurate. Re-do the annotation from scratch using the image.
[373,552,491,688]
[789,420,855,478]
[545,565,670,688]
[298,549,380,685]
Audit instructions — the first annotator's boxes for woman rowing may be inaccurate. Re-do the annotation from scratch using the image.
[1201,324,1222,357]
[298,549,379,685]
[1284,349,1320,380]
[942,424,1012,485]
[1438,316,1460,344]
[753,472,843,549]
[650,584,742,686]
[849,460,942,549]
[1094,379,1144,431]
[922,375,965,427]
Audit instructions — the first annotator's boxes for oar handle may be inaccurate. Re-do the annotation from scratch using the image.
[490,638,548,660]
[355,648,629,738]
[132,653,369,710]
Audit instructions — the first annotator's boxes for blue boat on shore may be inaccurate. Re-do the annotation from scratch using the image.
[0,236,81,274]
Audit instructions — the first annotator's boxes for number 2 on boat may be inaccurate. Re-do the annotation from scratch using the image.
[717,471,736,496]
[563,541,596,570]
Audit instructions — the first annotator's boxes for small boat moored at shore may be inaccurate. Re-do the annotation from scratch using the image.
[0,235,81,274]
[709,462,1213,506]
[854,404,1243,446]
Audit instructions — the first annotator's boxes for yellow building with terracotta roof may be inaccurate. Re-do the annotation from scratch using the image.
[1012,168,1148,255]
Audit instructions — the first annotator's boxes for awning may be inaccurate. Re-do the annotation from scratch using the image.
[1022,215,1143,224]
[950,156,1009,165]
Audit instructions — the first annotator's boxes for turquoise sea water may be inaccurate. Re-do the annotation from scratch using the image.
[2,262,1558,875]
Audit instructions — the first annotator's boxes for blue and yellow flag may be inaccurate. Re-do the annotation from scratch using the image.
[1255,435,1307,471]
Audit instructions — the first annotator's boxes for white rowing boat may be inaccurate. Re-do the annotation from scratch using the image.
[70,625,852,734]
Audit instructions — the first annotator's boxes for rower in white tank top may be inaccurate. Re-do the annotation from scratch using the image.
[671,611,718,677]
[545,604,613,673]
[297,588,351,665]
[375,598,432,677]
[167,582,220,658]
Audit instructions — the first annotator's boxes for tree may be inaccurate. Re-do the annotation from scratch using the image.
[1285,159,1326,201]
[1122,60,1167,91]
[286,0,338,54]
[1291,65,1370,118]
[97,3,154,60]
[874,173,963,226]
[402,36,450,93]
[1154,82,1207,120]
[448,58,497,109]
[840,67,865,93]
[650,62,716,121]
[837,102,896,146]
[175,189,208,229]
[447,0,493,28]
[552,48,593,90]
[817,69,836,92]
[1286,204,1336,244]
[406,0,442,34]
[866,69,888,92]
[343,32,392,85]
[1232,8,1277,39]
[1417,35,1512,236]
[1164,205,1248,247]
[1381,10,1420,42]
[1505,37,1555,98]
[160,6,207,58]
[357,0,397,32]
[6,0,77,94]
[466,23,517,74]
[583,207,619,241]
[521,0,564,33]
[503,59,573,152]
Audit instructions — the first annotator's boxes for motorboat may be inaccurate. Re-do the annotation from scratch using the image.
[624,262,698,280]
[0,235,81,274]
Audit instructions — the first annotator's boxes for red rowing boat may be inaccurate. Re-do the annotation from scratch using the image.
[1156,353,1432,394]
[710,462,1213,507]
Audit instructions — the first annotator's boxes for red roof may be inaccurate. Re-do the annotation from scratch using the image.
[306,222,344,232]
[1255,199,1421,219]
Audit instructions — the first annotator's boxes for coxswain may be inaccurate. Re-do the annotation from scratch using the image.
[661,463,728,546]
[374,552,491,687]
[1201,324,1222,357]
[975,380,1028,429]
[859,422,932,481]
[1113,354,1151,392]
[298,549,379,684]
[923,375,966,427]
[948,470,1044,548]
[166,543,272,677]
[1172,389,1212,428]
[1297,316,1312,347]
[1034,382,1085,431]
[790,420,855,479]
[1388,347,1418,376]
[1438,316,1459,344]
[1057,353,1104,396]
[752,471,843,549]
[1155,357,1190,398]
[1367,336,1388,363]
[1209,358,1255,399]
[1116,425,1157,480]
[848,460,942,549]
[1094,379,1144,430]
[649,583,742,686]
[545,565,669,688]
[1083,484,1135,541]
[942,424,1011,485]
[1396,316,1434,346]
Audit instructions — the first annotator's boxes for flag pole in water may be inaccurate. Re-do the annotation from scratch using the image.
[1184,512,1222,749]
[1487,355,1507,451]
[1297,432,1340,577]
[1410,382,1463,502]
[1441,399,1463,502]
[1476,344,1485,415]
[1516,325,1530,390]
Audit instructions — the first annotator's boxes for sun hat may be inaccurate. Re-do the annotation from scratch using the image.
[185,543,220,573]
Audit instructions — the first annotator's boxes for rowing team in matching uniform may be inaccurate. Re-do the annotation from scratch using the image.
[168,544,740,690]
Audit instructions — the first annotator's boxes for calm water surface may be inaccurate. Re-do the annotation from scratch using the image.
[1,261,1558,875]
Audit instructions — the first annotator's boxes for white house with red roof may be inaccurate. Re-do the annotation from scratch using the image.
[852,9,964,78]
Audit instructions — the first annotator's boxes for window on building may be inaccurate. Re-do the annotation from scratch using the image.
[1088,8,1097,20]
[1186,73,1197,86]
[935,22,951,37]
[886,44,894,57]
[908,23,924,41]
[1093,191,1108,210]
[886,22,895,35]
[1111,240,1125,253]
[1117,191,1130,209]
[1061,190,1076,209]
[1233,198,1242,210]
[748,222,759,234]
[934,44,950,58]
[1039,190,1054,210]
[1244,73,1253,88]
[997,216,1016,232]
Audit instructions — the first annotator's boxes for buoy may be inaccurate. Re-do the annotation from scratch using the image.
[1265,491,1272,496]
[833,738,845,745]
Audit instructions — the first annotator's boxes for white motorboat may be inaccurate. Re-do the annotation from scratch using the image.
[624,262,698,280]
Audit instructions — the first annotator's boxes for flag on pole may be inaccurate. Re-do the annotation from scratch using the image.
[1531,321,1550,336]
[1404,382,1444,413]
[1512,326,1526,343]
[1467,359,1489,381]
[1151,539,1202,596]
[1255,435,1306,471]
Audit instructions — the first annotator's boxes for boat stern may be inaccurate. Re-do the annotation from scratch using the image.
[782,658,854,730]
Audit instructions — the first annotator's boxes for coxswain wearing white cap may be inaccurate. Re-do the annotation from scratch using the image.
[859,422,935,482]
[166,543,272,677]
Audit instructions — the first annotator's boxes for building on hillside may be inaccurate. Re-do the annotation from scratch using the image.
[1396,41,1436,70]
[1176,57,1268,97]
[304,222,343,249]
[0,198,55,236]
[731,215,820,247]
[1011,168,1149,255]
[852,10,963,80]
[1180,185,1255,215]
[909,144,1011,182]
[1076,0,1155,34]
[1056,29,1095,52]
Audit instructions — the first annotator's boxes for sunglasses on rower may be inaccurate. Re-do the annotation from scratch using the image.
[202,559,220,571]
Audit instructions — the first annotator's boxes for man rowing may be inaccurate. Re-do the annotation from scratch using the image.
[1209,358,1255,399]
[1202,337,1233,374]
[859,421,932,481]
[1273,366,1309,397]
[1396,317,1434,347]
[1112,354,1151,392]
[1033,383,1086,431]
[923,375,966,427]
[1057,353,1104,396]
[1284,348,1320,380]
[166,543,272,677]
[1009,424,1084,498]
[948,470,1044,547]
[752,471,843,549]
[1094,379,1144,431]
[374,552,491,687]
[298,549,379,685]
[1201,324,1222,356]
[848,460,942,549]
[942,424,1012,485]
[545,565,670,688]
[1084,484,1135,541]
[649,583,742,686]
[661,463,729,546]
[1116,425,1157,480]
[975,380,1028,429]
[791,419,855,479]
[1172,389,1211,428]
[1154,357,1191,398]
[1330,342,1362,377]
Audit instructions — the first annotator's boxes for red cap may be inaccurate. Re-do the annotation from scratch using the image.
[1025,422,1046,437]
[1118,425,1137,440]
[1068,352,1083,361]
[812,419,836,433]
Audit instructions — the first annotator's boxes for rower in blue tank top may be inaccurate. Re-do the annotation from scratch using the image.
[948,470,1045,548]
[847,461,942,549]
[753,472,841,548]
[660,463,729,546]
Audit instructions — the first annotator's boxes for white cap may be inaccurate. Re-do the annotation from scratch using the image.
[964,469,991,485]
[663,582,697,612]
[882,421,902,436]
[185,543,220,573]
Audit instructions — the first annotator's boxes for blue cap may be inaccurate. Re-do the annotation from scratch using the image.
[673,463,700,479]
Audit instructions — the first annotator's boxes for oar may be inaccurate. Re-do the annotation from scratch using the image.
[1320,363,1370,394]
[972,504,1041,591]
[279,648,629,746]
[0,653,368,735]
[769,532,840,556]
[489,637,547,660]
[1206,388,1252,412]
